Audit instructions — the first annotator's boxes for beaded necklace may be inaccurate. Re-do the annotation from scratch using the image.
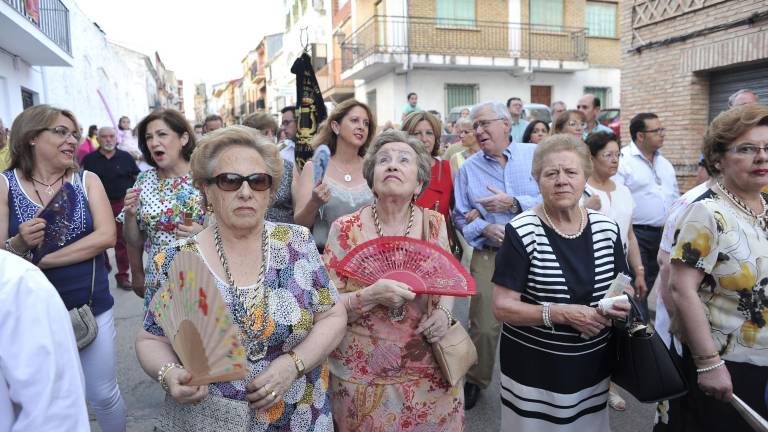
[716,180,768,231]
[542,205,587,239]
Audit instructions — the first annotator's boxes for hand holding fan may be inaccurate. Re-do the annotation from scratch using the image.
[32,182,77,264]
[335,237,476,296]
[312,144,331,185]
[150,251,248,386]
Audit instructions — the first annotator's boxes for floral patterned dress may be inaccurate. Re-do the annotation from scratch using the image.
[654,189,768,431]
[116,169,204,310]
[322,207,464,432]
[146,222,338,431]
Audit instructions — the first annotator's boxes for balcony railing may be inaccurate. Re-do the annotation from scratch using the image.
[3,0,71,54]
[341,15,587,72]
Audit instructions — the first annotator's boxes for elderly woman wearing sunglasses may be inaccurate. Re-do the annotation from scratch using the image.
[136,126,346,430]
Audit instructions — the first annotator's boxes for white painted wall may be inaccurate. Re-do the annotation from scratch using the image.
[40,0,152,129]
[0,51,44,127]
[354,67,621,124]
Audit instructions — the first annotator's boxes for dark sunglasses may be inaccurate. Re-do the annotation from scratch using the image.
[206,173,272,192]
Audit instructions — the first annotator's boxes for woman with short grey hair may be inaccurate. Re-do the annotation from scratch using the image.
[136,126,347,431]
[323,128,464,431]
[492,134,630,431]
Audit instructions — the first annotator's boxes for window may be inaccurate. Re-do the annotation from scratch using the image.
[436,0,476,26]
[21,88,37,110]
[530,0,563,28]
[586,2,617,38]
[584,87,610,108]
[445,84,477,116]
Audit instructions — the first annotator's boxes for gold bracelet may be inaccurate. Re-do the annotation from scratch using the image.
[435,305,453,324]
[157,362,183,392]
[692,351,719,361]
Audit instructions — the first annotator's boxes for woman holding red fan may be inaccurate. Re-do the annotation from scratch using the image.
[323,130,464,431]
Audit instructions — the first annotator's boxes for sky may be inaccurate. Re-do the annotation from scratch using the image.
[73,0,285,117]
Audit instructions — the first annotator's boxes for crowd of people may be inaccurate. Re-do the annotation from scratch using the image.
[1,86,767,432]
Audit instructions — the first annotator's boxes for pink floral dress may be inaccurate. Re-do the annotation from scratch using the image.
[322,207,464,432]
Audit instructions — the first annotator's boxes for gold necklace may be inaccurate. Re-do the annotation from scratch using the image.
[371,201,415,237]
[717,180,768,231]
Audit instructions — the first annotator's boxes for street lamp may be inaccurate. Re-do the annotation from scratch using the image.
[333,29,346,47]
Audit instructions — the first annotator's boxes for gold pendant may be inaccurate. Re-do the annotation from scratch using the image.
[46,185,54,195]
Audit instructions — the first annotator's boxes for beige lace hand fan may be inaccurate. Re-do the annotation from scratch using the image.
[150,251,248,386]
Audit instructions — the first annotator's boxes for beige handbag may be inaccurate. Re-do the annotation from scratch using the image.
[157,393,249,432]
[422,208,478,387]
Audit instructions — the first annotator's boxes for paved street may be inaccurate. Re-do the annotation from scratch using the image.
[92,251,657,431]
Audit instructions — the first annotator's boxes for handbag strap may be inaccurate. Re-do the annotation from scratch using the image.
[615,292,646,332]
[88,257,96,307]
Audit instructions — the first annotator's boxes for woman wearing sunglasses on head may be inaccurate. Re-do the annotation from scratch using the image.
[136,126,346,430]
[0,105,126,431]
[118,109,205,302]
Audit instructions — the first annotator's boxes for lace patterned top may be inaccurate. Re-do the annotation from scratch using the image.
[145,222,338,431]
[671,189,768,366]
[312,177,373,250]
[2,169,112,315]
[116,169,204,310]
[266,159,294,224]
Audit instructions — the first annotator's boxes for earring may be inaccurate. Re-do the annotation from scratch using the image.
[206,203,214,214]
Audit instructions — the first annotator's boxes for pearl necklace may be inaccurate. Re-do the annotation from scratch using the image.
[542,206,587,239]
[716,180,768,231]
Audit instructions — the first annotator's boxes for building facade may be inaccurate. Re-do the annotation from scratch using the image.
[338,0,621,124]
[621,0,768,190]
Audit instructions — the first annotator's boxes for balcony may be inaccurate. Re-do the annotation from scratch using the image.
[0,0,72,66]
[340,15,588,81]
[317,57,354,102]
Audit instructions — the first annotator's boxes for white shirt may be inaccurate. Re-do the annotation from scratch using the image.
[613,141,679,226]
[584,182,635,248]
[279,138,295,164]
[0,251,89,432]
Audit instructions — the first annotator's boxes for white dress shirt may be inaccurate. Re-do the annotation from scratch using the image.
[0,251,89,432]
[279,138,296,164]
[613,141,679,227]
[584,183,635,249]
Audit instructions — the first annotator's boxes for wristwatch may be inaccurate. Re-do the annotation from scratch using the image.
[287,350,305,375]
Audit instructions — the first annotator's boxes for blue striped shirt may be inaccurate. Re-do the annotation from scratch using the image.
[453,142,541,249]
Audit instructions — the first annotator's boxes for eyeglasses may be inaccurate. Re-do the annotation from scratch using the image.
[643,128,666,135]
[729,144,768,157]
[567,120,587,129]
[599,152,622,160]
[473,118,504,131]
[42,126,80,141]
[206,173,273,192]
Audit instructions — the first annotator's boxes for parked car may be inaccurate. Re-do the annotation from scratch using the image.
[523,103,551,124]
[598,108,620,136]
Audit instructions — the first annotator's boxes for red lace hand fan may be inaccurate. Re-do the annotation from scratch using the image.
[335,237,476,296]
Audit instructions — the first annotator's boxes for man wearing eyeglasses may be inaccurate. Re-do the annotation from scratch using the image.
[278,105,297,164]
[453,101,541,410]
[614,113,679,312]
[577,94,613,140]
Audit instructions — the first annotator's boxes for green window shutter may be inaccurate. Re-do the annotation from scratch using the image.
[436,0,476,26]
[586,2,617,37]
[530,0,563,28]
[446,84,477,115]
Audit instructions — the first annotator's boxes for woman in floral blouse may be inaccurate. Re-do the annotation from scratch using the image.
[118,109,204,305]
[136,126,346,431]
[659,104,768,432]
[323,130,463,431]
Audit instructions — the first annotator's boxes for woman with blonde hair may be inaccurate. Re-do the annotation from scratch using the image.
[1,105,126,431]
[552,110,587,140]
[294,99,376,251]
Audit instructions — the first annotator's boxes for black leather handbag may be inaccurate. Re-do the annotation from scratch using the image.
[612,294,688,403]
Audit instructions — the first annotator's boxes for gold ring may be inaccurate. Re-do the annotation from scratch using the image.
[270,391,277,399]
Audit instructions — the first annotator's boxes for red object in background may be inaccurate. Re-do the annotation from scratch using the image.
[25,0,39,24]
[599,108,621,136]
[335,237,476,296]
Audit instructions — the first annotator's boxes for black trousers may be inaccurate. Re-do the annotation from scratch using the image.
[633,225,663,313]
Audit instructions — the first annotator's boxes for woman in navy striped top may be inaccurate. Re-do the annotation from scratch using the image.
[491,134,631,432]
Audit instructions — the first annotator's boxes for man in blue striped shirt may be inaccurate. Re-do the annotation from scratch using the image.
[453,101,541,409]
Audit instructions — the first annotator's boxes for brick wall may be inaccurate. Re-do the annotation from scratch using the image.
[621,0,768,191]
